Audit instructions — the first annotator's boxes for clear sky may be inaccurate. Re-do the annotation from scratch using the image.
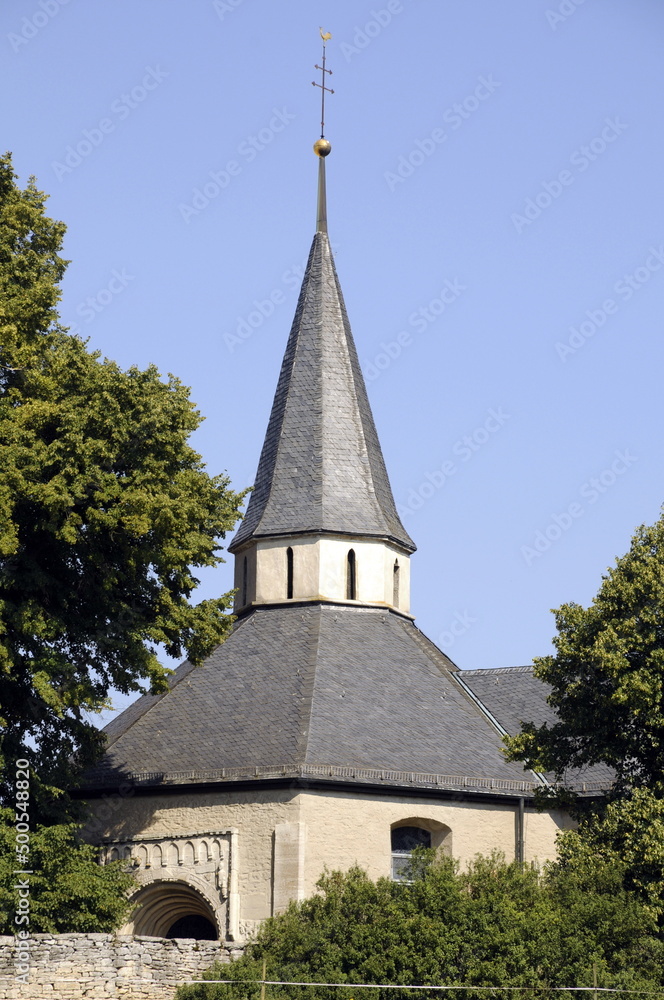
[2,1,663,721]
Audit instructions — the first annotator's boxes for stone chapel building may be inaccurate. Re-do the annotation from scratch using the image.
[80,144,606,944]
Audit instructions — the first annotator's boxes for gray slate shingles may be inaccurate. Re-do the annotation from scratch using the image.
[462,666,614,789]
[461,666,558,736]
[229,233,415,553]
[89,605,543,790]
[304,610,531,781]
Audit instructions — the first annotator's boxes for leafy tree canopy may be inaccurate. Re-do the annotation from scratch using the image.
[504,510,664,795]
[555,786,664,921]
[0,152,246,820]
[504,510,664,915]
[0,808,135,933]
[177,855,664,1000]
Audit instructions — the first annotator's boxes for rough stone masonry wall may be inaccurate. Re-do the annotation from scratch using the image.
[0,933,243,1000]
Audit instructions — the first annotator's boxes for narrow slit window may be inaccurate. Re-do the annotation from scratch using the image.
[346,549,356,601]
[393,560,400,607]
[287,547,294,599]
[242,556,248,607]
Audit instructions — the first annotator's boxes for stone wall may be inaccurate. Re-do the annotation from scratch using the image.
[86,784,573,932]
[86,787,302,932]
[0,933,242,1000]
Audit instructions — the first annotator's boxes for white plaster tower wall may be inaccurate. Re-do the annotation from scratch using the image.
[233,535,411,613]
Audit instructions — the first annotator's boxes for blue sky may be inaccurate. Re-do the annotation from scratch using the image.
[2,1,663,720]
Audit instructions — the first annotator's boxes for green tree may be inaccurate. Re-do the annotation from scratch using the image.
[0,808,136,933]
[553,786,664,920]
[504,510,664,794]
[504,510,664,915]
[0,152,246,820]
[176,855,664,1000]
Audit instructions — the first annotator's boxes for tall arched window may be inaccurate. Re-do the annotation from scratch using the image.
[241,556,248,607]
[287,547,294,599]
[346,549,356,601]
[391,826,431,881]
[393,560,400,607]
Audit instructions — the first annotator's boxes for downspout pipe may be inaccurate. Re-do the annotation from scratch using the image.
[516,796,525,864]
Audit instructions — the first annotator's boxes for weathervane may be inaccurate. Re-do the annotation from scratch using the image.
[312,28,333,157]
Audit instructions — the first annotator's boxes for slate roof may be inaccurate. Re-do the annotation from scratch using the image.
[83,604,609,797]
[460,667,559,736]
[461,666,614,791]
[229,232,415,553]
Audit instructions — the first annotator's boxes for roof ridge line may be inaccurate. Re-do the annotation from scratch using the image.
[296,609,321,763]
[248,235,320,546]
[102,618,254,747]
[462,665,535,675]
[323,242,389,533]
[451,671,549,789]
[101,658,197,748]
[396,619,460,674]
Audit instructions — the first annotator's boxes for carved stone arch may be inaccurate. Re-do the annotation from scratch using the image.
[151,844,163,867]
[126,877,222,939]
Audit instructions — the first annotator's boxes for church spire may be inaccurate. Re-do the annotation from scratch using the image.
[229,35,415,614]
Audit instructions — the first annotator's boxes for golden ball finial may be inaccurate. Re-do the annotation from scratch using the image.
[313,138,332,157]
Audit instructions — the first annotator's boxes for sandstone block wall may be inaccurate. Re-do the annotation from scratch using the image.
[0,933,242,1000]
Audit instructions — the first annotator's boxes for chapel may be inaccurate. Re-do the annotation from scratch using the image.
[80,130,605,944]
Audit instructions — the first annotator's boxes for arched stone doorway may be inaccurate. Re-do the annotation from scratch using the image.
[129,880,220,939]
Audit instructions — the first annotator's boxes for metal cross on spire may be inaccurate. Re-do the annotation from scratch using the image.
[312,28,334,140]
[312,29,333,234]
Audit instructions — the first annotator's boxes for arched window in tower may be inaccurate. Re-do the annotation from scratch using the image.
[391,826,431,881]
[346,549,356,601]
[242,556,248,607]
[393,560,400,607]
[287,547,294,599]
